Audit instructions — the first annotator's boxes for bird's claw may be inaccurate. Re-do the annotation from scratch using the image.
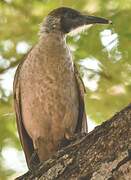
[29,149,40,173]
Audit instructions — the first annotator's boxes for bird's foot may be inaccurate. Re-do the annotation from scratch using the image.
[58,135,77,150]
[58,132,87,150]
[29,149,40,173]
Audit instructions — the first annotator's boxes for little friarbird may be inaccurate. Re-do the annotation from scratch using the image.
[13,7,111,169]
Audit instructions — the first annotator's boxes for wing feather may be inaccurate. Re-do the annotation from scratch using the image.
[13,51,38,168]
[74,64,88,133]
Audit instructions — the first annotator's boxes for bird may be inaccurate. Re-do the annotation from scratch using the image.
[13,7,111,169]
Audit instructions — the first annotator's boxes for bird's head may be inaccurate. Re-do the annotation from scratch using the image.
[40,7,112,34]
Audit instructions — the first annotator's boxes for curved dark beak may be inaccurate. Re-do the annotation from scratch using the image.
[83,15,112,25]
[81,15,112,25]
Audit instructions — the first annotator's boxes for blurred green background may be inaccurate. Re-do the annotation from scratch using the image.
[0,0,131,179]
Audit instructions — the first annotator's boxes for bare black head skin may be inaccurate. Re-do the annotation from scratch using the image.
[41,7,112,34]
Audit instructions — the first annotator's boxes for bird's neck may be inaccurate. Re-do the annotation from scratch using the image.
[39,31,67,52]
[37,31,73,70]
[39,30,65,41]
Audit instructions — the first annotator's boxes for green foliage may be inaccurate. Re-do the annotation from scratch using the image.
[0,0,131,179]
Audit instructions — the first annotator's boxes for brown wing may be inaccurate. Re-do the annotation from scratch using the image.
[74,64,88,133]
[13,51,39,168]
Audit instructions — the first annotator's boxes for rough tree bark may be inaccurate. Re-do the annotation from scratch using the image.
[16,104,131,180]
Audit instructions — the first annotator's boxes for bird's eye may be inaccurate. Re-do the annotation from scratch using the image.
[70,13,77,19]
[64,12,79,19]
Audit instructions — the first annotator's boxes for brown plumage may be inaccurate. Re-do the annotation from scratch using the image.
[13,7,110,169]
